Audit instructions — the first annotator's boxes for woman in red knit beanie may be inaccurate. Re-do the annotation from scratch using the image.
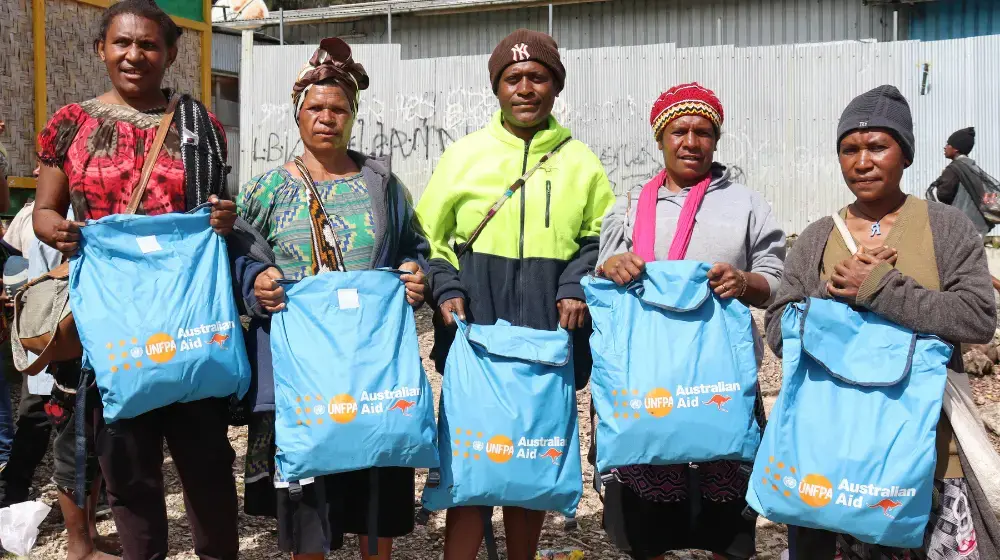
[596,82,786,560]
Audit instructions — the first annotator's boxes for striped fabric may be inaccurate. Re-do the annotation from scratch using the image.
[238,167,376,279]
[651,100,723,139]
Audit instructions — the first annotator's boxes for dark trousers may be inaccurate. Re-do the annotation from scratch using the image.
[0,377,52,505]
[787,526,836,559]
[97,398,239,560]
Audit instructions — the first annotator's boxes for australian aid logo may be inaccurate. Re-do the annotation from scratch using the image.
[451,427,566,466]
[763,457,916,518]
[609,381,741,420]
[291,387,421,427]
[104,320,236,373]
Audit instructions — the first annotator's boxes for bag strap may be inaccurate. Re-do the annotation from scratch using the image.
[631,170,665,262]
[125,94,181,216]
[456,136,572,259]
[830,211,859,255]
[293,156,347,274]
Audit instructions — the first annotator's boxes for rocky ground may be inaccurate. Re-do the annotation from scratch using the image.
[19,308,1000,559]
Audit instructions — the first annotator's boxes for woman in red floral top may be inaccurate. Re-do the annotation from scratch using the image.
[33,1,240,559]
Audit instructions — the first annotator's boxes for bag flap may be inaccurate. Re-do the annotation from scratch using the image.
[458,316,570,366]
[799,298,917,387]
[634,261,712,312]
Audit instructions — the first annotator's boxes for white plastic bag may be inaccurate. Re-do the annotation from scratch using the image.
[0,501,51,557]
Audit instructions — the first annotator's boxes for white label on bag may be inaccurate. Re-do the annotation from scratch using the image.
[137,236,163,254]
[338,289,360,309]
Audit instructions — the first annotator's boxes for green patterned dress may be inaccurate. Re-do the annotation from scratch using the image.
[237,166,378,494]
[238,167,377,277]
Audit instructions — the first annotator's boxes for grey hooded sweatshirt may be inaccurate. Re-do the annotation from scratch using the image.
[598,163,787,303]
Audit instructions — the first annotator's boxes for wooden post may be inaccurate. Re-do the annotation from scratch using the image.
[32,0,46,148]
[202,0,213,108]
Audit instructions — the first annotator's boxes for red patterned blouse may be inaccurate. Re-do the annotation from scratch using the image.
[37,98,225,221]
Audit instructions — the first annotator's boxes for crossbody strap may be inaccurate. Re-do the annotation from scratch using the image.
[125,94,181,216]
[293,157,347,273]
[830,211,859,255]
[456,136,573,259]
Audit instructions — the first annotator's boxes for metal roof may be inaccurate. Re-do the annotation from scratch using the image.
[212,0,609,30]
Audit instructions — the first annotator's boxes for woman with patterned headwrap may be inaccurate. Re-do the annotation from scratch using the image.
[596,83,786,560]
[235,38,429,559]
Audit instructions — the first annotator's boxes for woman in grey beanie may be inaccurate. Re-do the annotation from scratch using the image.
[766,85,998,560]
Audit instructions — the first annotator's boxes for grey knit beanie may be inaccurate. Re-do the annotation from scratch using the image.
[837,85,915,164]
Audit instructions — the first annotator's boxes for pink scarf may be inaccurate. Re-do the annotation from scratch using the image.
[631,170,712,261]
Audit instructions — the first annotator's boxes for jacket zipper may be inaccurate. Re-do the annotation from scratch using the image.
[518,139,531,325]
[545,180,552,228]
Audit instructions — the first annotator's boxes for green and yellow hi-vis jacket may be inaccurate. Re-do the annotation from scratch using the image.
[416,111,615,335]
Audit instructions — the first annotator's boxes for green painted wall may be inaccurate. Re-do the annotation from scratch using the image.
[157,0,204,22]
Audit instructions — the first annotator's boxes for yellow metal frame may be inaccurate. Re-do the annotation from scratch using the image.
[32,0,47,150]
[33,0,214,143]
[8,177,38,190]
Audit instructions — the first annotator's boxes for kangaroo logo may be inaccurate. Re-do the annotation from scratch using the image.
[540,448,563,464]
[705,394,732,412]
[388,399,415,416]
[869,499,902,518]
[207,333,230,349]
[511,43,530,62]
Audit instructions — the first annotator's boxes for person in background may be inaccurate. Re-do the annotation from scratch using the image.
[33,1,241,558]
[596,83,785,560]
[768,85,996,560]
[0,164,48,511]
[416,28,615,560]
[927,127,994,235]
[0,148,27,503]
[4,195,36,255]
[237,37,429,560]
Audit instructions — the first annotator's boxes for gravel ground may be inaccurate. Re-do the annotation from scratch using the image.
[18,309,995,559]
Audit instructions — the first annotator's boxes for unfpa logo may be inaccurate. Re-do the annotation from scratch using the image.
[452,428,486,461]
[763,456,832,508]
[328,394,358,424]
[145,333,177,364]
[610,389,642,420]
[644,388,674,417]
[763,456,832,507]
[486,435,515,463]
[798,474,834,508]
[105,337,146,373]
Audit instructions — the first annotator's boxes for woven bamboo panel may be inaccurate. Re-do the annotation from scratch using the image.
[44,0,202,110]
[164,30,202,101]
[44,0,111,117]
[0,0,38,177]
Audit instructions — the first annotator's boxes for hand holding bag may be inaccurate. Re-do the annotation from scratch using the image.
[11,94,180,376]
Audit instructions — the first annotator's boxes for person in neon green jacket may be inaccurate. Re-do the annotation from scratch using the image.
[416,29,614,560]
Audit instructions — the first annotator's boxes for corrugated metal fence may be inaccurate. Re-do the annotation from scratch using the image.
[240,35,1000,235]
[265,0,910,56]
